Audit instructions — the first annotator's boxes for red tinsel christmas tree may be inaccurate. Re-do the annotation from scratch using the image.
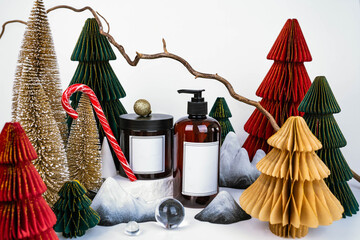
[243,19,312,160]
[0,122,58,240]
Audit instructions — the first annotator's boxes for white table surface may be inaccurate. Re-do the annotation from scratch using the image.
[57,180,360,240]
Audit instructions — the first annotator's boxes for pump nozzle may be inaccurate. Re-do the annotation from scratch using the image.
[178,89,205,102]
[178,89,207,116]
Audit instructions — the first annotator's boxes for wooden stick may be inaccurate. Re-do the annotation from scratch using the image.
[96,11,110,34]
[46,5,280,132]
[352,170,360,183]
[0,20,27,39]
[47,5,140,68]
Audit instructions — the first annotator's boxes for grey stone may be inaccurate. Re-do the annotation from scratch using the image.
[195,191,251,224]
[219,132,265,189]
[91,177,158,226]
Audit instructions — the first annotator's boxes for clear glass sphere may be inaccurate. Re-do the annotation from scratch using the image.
[124,221,140,235]
[155,198,185,229]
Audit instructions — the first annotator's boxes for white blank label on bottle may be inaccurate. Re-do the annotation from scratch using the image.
[182,141,219,196]
[129,135,165,174]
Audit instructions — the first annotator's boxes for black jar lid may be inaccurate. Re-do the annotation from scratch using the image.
[120,113,173,131]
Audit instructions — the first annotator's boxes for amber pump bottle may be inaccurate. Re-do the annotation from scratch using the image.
[173,89,221,208]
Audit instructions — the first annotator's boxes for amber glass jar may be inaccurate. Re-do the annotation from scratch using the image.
[119,113,173,180]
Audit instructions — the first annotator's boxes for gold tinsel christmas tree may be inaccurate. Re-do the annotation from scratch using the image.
[67,95,102,192]
[15,56,69,206]
[12,0,68,144]
[240,116,343,238]
[11,50,25,120]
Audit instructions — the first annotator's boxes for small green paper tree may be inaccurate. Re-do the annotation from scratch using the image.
[298,76,359,217]
[68,18,127,173]
[54,180,100,238]
[209,97,234,143]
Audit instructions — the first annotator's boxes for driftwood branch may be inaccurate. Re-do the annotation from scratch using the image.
[46,5,280,131]
[139,41,281,131]
[2,5,359,183]
[47,5,140,67]
[352,170,360,183]
[96,12,110,34]
[0,20,27,39]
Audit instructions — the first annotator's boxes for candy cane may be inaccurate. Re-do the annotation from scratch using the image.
[62,84,137,182]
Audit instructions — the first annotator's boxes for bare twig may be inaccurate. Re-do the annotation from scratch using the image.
[47,5,140,67]
[162,38,168,53]
[140,39,281,131]
[0,20,27,39]
[352,170,360,183]
[46,5,280,131]
[96,11,110,34]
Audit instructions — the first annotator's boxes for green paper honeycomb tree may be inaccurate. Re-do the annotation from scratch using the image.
[53,180,100,238]
[209,97,234,144]
[68,18,127,173]
[298,76,359,217]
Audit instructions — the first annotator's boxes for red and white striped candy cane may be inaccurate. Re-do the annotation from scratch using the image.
[62,84,137,182]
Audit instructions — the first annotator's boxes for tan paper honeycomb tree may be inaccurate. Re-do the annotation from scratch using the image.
[240,116,344,238]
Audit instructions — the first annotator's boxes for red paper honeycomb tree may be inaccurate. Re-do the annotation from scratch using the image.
[242,19,312,160]
[0,122,58,240]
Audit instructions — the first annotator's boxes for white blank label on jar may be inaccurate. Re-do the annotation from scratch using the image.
[129,135,165,174]
[182,141,219,196]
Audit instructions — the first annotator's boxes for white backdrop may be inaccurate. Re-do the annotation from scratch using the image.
[0,0,359,172]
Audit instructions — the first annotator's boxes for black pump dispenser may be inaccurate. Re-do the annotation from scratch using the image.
[178,89,207,116]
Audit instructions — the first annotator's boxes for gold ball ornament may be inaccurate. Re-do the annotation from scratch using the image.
[134,99,152,117]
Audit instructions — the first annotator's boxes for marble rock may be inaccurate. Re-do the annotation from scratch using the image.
[195,191,251,224]
[219,132,265,189]
[114,175,173,202]
[91,177,159,226]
